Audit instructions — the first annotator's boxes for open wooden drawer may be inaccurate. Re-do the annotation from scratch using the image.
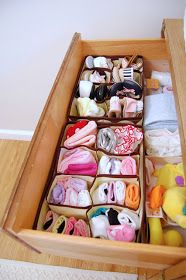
[3,19,186,271]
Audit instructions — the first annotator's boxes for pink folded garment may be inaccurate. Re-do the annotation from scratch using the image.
[74,219,90,237]
[64,163,97,175]
[58,148,96,173]
[121,156,137,175]
[67,177,87,192]
[64,121,97,149]
[107,181,126,205]
[64,217,77,235]
[107,224,135,242]
[114,125,143,154]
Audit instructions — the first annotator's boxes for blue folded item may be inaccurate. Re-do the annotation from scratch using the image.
[144,93,178,131]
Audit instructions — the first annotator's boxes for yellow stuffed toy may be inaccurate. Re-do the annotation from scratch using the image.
[162,187,186,228]
[153,163,185,189]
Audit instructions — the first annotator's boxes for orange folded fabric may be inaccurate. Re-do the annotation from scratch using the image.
[149,185,165,210]
[125,184,140,210]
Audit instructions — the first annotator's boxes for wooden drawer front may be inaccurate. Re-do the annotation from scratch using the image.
[4,28,186,270]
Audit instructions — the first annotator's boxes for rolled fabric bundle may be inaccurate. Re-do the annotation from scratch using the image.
[121,156,137,175]
[66,120,88,139]
[68,177,87,192]
[110,158,122,175]
[43,210,59,232]
[49,184,66,205]
[125,184,140,210]
[77,190,92,207]
[108,96,121,118]
[107,182,117,204]
[74,219,90,237]
[64,121,97,149]
[114,125,143,154]
[114,181,126,205]
[90,207,107,218]
[64,163,97,176]
[97,128,117,153]
[118,209,141,230]
[107,224,135,242]
[89,215,109,239]
[92,183,108,205]
[63,188,78,206]
[98,155,111,174]
[64,216,77,235]
[77,97,105,117]
[58,148,96,174]
[106,208,120,225]
[52,215,68,234]
[122,97,143,118]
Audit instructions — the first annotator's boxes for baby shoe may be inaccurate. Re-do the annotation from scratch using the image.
[108,96,121,118]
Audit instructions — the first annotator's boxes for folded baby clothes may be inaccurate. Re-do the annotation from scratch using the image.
[49,184,66,205]
[90,207,107,218]
[64,217,90,237]
[98,155,121,175]
[58,148,97,174]
[66,120,88,139]
[144,93,178,131]
[125,183,140,210]
[92,181,126,206]
[97,128,117,153]
[107,224,135,242]
[77,97,105,117]
[63,188,78,206]
[121,156,137,175]
[64,163,97,176]
[67,177,87,192]
[122,97,143,118]
[145,128,181,156]
[43,210,59,232]
[64,121,97,149]
[90,215,110,239]
[52,215,68,234]
[77,190,92,207]
[117,209,141,230]
[92,183,108,204]
[108,96,121,118]
[114,125,143,154]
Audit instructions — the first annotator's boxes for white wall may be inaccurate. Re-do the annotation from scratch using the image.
[0,0,185,136]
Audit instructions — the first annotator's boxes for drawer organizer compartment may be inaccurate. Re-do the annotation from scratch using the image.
[3,29,186,270]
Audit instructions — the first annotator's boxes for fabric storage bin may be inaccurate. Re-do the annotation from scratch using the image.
[3,19,186,273]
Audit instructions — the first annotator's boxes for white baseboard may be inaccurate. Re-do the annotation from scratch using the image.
[0,129,34,141]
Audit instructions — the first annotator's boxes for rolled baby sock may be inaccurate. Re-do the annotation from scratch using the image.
[43,210,59,232]
[109,158,122,175]
[90,215,109,239]
[107,224,135,242]
[66,120,88,139]
[49,184,66,205]
[64,188,78,206]
[92,183,108,204]
[77,190,92,207]
[106,208,120,225]
[98,155,111,174]
[74,219,90,237]
[90,207,107,218]
[97,128,117,153]
[108,96,121,118]
[118,209,141,230]
[125,184,140,210]
[114,181,126,205]
[107,182,117,204]
[77,97,105,117]
[64,217,77,235]
[68,177,87,192]
[121,157,137,175]
[52,215,68,234]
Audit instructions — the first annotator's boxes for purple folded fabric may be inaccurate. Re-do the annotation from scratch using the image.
[64,163,97,175]
[50,184,66,205]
